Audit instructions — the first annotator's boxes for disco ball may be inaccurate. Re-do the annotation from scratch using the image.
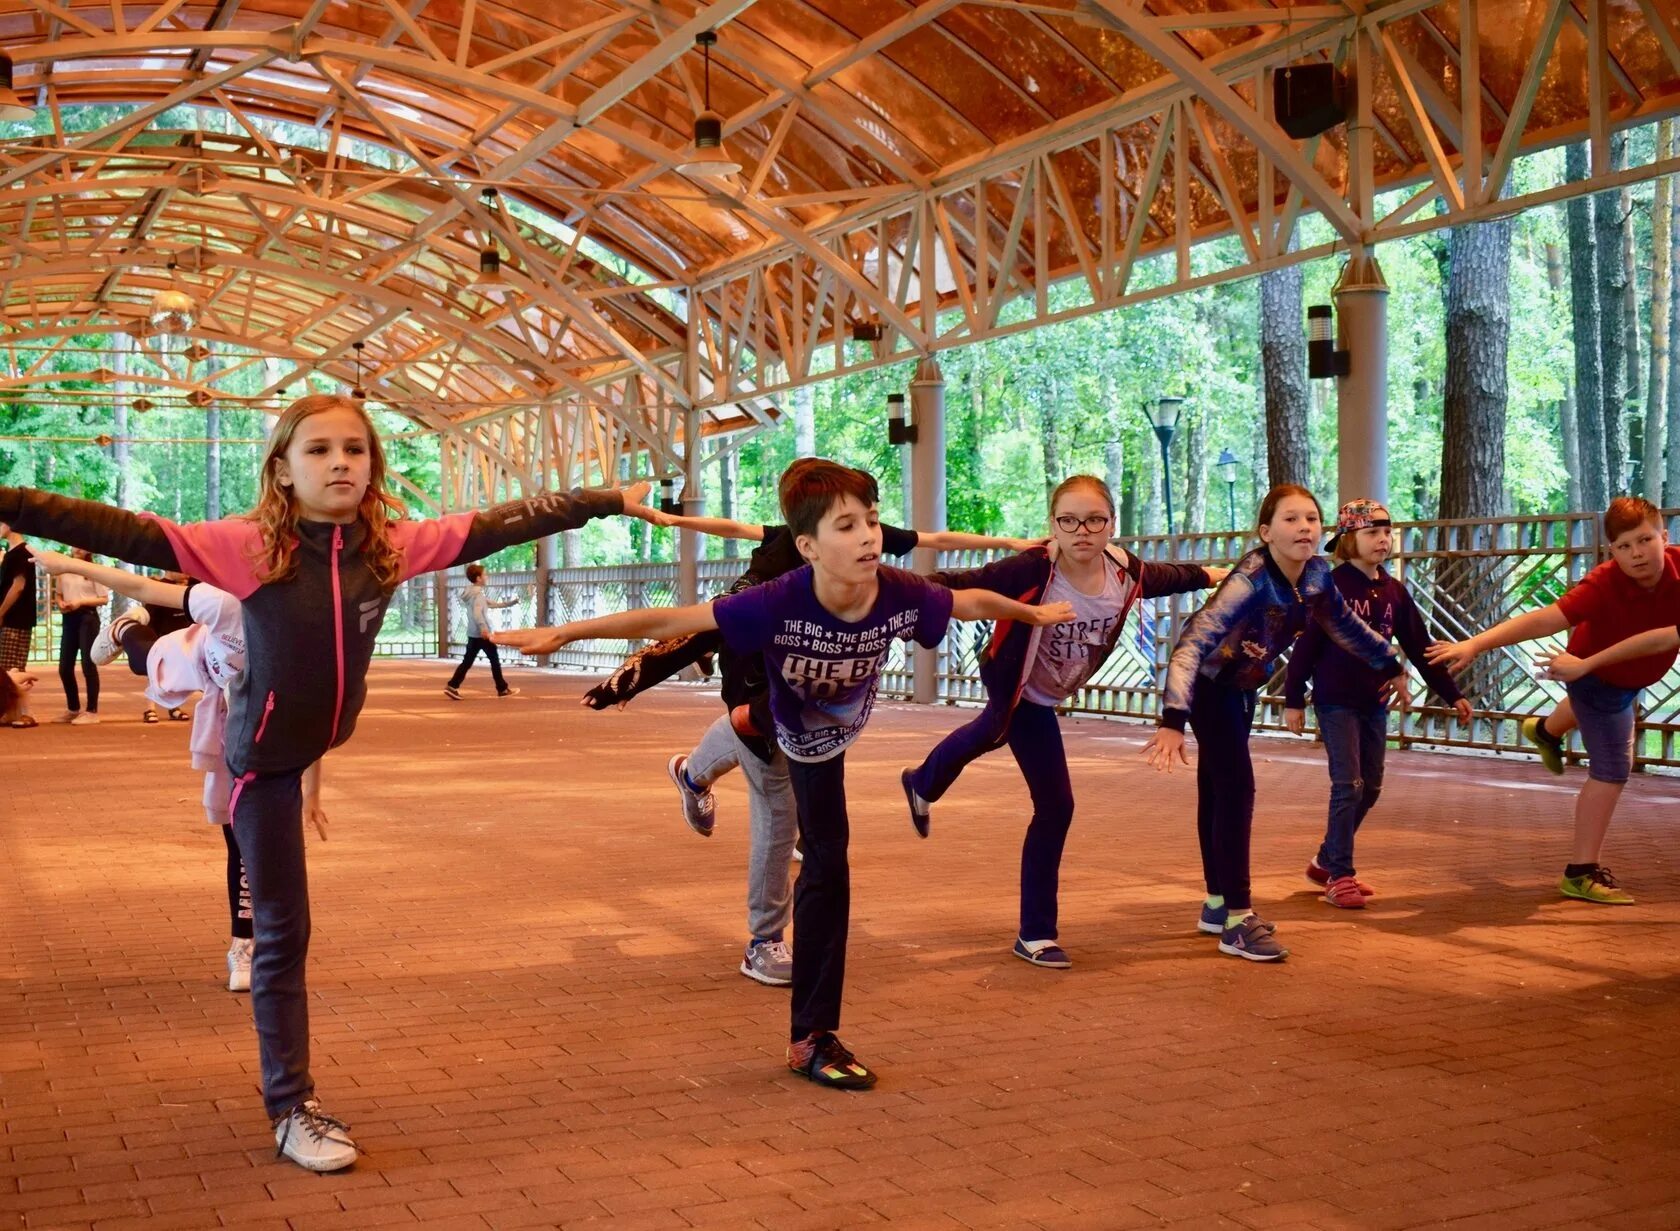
[148,289,197,335]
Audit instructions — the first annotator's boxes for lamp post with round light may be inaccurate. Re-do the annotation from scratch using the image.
[1143,396,1184,535]
[1217,448,1240,529]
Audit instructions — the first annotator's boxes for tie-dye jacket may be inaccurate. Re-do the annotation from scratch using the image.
[1159,547,1399,731]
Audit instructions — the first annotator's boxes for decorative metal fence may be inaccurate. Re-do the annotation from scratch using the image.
[410,509,1680,774]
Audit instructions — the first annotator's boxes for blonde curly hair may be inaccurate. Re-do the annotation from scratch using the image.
[249,394,408,589]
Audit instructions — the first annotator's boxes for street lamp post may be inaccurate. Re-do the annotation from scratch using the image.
[1143,397,1184,535]
[1217,448,1240,529]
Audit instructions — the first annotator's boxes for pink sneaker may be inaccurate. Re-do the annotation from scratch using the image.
[1323,876,1368,909]
[1307,859,1374,897]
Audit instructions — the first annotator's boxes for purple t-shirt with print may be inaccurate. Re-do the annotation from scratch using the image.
[713,564,955,762]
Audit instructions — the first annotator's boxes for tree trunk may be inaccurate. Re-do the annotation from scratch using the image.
[792,383,815,457]
[1182,400,1206,532]
[1647,120,1673,505]
[1566,143,1610,510]
[562,528,580,567]
[1440,218,1513,518]
[1545,243,1585,511]
[1038,374,1062,514]
[1102,374,1125,510]
[1669,166,1680,504]
[205,404,222,521]
[1260,262,1310,487]
[1439,216,1513,704]
[113,348,132,509]
[1595,133,1629,492]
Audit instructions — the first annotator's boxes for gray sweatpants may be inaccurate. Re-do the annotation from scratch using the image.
[686,712,796,940]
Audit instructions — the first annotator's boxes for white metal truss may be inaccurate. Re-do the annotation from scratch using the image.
[0,0,1675,494]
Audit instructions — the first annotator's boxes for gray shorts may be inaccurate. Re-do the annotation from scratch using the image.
[1566,672,1640,785]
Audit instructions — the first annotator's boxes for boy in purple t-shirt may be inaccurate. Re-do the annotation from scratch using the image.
[501,458,1074,1089]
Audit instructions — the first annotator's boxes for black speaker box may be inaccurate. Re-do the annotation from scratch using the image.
[1273,62,1346,140]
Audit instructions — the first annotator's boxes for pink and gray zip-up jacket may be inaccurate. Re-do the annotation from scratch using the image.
[0,485,624,775]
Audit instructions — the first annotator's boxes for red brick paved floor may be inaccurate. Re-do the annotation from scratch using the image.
[3,661,1679,1231]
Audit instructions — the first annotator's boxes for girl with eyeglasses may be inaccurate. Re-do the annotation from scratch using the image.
[900,475,1223,969]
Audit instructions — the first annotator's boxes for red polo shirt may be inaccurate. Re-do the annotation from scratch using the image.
[1557,545,1680,688]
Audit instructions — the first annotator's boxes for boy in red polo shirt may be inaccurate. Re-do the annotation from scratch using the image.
[1427,498,1680,904]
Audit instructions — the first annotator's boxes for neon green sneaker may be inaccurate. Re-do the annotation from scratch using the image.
[1522,717,1566,775]
[1559,866,1635,905]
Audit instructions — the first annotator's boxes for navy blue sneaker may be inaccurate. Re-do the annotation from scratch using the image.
[1012,937,1071,968]
[1198,903,1277,936]
[901,769,930,838]
[1218,914,1289,962]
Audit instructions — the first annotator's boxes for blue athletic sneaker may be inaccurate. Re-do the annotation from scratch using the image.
[1198,903,1278,936]
[1219,914,1289,962]
[1012,937,1071,968]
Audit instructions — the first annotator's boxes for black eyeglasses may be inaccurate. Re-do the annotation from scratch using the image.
[1054,514,1111,534]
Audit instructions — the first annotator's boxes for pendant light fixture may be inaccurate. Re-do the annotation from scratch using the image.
[148,258,197,336]
[472,187,508,289]
[677,31,741,179]
[351,340,367,400]
[0,52,34,122]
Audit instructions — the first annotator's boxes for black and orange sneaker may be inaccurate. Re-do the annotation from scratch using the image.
[787,1031,877,1090]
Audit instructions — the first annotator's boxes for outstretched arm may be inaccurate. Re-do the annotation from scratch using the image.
[919,529,1042,554]
[1540,625,1680,682]
[0,487,183,570]
[494,601,720,656]
[949,588,1075,627]
[31,548,187,610]
[1425,604,1569,673]
[623,507,767,542]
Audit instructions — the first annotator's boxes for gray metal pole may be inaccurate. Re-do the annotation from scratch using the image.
[909,356,947,704]
[1334,251,1391,505]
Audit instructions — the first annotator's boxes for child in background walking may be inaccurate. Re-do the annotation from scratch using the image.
[1282,500,1471,909]
[444,562,520,699]
[53,548,108,725]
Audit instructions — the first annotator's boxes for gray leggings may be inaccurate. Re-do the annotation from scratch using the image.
[686,713,796,940]
[229,769,314,1119]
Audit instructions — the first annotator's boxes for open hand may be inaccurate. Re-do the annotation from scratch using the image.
[1536,649,1588,682]
[619,479,654,512]
[1284,707,1306,735]
[1008,537,1050,553]
[6,669,38,692]
[1378,674,1412,708]
[29,547,73,576]
[1204,567,1231,585]
[494,626,570,655]
[1029,600,1077,626]
[1143,727,1191,772]
[1451,698,1473,725]
[304,801,329,841]
[1424,640,1477,674]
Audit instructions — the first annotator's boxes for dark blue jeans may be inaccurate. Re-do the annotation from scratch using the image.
[911,700,1074,941]
[1189,681,1258,911]
[1313,704,1388,880]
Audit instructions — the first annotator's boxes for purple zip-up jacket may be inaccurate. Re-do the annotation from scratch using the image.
[932,542,1212,742]
[0,485,624,775]
[1282,562,1464,711]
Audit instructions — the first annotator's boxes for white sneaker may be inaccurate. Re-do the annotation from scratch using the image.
[69,712,99,726]
[667,754,716,837]
[273,1100,357,1172]
[91,609,146,667]
[52,710,79,723]
[226,937,253,992]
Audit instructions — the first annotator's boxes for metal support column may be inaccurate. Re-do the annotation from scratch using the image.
[909,356,947,704]
[1333,251,1391,505]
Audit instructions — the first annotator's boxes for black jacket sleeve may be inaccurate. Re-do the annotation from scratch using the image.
[1394,589,1464,704]
[0,487,181,570]
[1137,560,1214,599]
[1282,621,1326,709]
[450,488,625,566]
[582,630,724,709]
